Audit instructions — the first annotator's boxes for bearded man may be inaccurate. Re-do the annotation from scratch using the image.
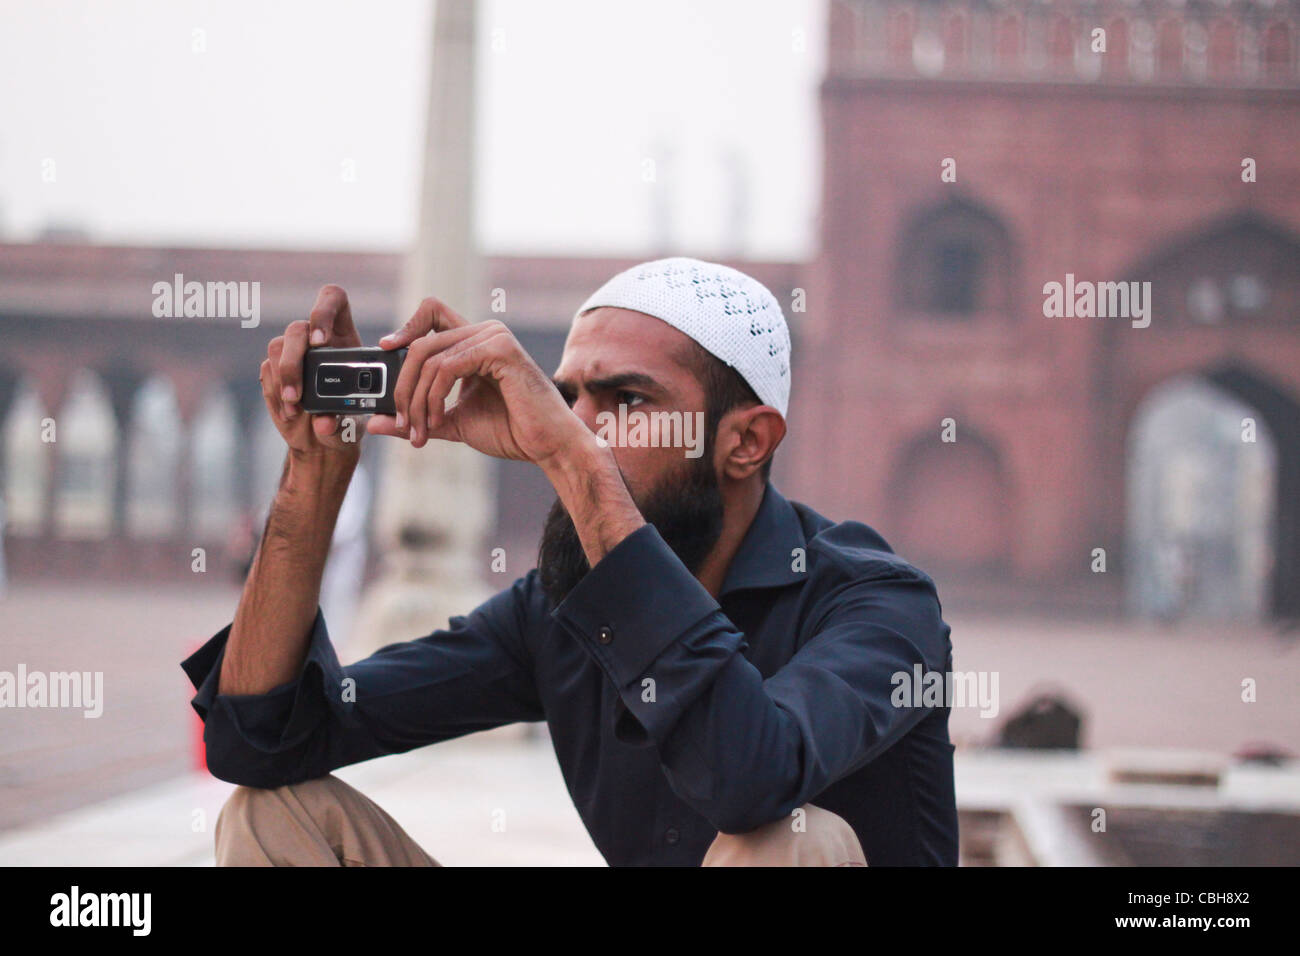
[184,258,958,867]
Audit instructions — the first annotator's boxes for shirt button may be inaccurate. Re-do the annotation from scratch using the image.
[597,625,614,645]
[665,827,680,845]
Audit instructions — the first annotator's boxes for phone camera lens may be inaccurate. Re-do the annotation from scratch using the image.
[357,370,374,392]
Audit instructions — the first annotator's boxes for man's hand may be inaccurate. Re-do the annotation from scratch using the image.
[367,297,588,467]
[262,284,365,461]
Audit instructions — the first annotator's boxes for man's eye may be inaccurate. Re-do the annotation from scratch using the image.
[616,391,646,408]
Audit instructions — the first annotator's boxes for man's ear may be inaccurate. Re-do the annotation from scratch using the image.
[720,406,786,480]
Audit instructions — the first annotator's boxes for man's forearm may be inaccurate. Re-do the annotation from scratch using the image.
[540,433,645,569]
[219,450,357,695]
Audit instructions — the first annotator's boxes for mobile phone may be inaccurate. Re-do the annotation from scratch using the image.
[300,346,408,415]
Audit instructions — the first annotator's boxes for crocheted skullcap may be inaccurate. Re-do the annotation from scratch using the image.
[574,257,791,416]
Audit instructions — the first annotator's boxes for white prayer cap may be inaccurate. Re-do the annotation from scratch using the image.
[574,257,792,417]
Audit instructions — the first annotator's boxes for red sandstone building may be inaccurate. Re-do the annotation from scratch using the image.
[2,0,1298,619]
[789,0,1300,618]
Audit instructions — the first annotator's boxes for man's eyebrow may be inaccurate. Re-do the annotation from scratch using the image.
[552,372,664,394]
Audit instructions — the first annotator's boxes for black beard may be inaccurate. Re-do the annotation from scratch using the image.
[537,453,725,608]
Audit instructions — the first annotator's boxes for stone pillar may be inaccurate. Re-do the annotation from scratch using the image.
[31,364,70,540]
[228,375,265,519]
[171,369,209,544]
[100,366,144,536]
[351,0,494,658]
[0,371,18,507]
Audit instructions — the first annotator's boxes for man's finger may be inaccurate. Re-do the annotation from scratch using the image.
[277,320,310,416]
[265,339,292,420]
[307,285,357,347]
[407,356,444,448]
[365,414,408,439]
[423,326,502,432]
[259,359,282,423]
[314,414,367,452]
[379,296,470,350]
[312,414,339,438]
[391,323,482,430]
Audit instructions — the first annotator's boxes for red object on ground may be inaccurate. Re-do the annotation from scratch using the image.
[190,642,207,772]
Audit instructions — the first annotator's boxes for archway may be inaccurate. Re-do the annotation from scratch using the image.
[54,370,117,539]
[887,427,1011,572]
[1126,366,1299,620]
[190,385,239,541]
[3,378,50,535]
[126,376,182,537]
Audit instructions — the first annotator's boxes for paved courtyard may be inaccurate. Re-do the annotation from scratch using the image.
[2,581,1298,863]
[943,614,1300,755]
[0,582,242,832]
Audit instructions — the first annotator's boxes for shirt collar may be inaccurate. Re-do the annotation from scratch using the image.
[720,483,808,596]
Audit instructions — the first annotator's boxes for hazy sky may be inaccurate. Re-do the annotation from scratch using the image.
[0,0,826,259]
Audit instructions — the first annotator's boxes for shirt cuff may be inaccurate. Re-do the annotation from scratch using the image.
[180,608,344,755]
[553,524,745,744]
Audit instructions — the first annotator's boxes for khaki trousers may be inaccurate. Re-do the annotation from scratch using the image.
[215,774,867,867]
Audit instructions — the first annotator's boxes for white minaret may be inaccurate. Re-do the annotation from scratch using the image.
[350,0,493,659]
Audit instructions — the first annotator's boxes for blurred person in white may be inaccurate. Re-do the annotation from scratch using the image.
[317,461,371,658]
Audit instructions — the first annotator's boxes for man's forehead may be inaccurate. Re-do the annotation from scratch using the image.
[557,306,697,380]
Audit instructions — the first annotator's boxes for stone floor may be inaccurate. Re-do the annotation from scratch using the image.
[0,733,605,866]
[0,582,241,831]
[3,739,1298,866]
[942,613,1300,755]
[3,581,1299,864]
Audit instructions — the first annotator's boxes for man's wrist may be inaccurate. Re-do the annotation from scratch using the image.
[278,450,358,551]
[537,426,606,490]
[285,447,359,497]
[265,453,353,558]
[539,428,645,566]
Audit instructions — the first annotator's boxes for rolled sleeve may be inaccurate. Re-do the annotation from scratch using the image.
[181,609,357,784]
[181,576,545,788]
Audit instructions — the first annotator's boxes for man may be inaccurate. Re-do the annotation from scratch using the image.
[184,257,958,867]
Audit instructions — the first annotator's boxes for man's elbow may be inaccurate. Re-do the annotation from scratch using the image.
[202,737,308,790]
[694,780,795,835]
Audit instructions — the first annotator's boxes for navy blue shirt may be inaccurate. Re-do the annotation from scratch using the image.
[183,484,958,865]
